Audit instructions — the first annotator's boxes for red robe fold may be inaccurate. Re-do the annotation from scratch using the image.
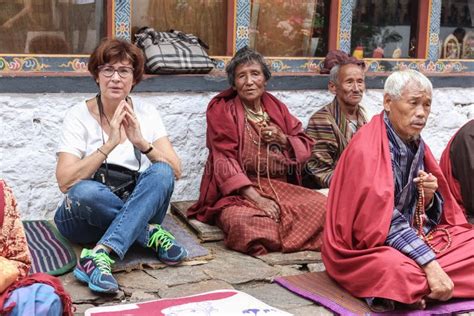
[322,112,472,304]
[439,124,469,216]
[187,88,314,223]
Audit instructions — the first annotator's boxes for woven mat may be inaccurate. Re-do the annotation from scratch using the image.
[274,271,474,315]
[23,220,76,275]
[113,215,212,272]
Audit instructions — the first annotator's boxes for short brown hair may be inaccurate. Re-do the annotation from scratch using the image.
[88,38,145,87]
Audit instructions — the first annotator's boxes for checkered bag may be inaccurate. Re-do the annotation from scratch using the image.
[135,27,216,74]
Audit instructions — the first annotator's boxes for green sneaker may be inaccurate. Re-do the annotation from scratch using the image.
[73,248,118,293]
[147,225,188,265]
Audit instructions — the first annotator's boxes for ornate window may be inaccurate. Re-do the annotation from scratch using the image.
[0,0,473,75]
[131,0,228,56]
[439,0,473,59]
[0,0,106,54]
[351,0,420,59]
[248,0,330,57]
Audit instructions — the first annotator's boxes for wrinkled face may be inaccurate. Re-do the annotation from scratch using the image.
[329,64,365,111]
[383,83,432,142]
[97,59,135,101]
[234,62,266,106]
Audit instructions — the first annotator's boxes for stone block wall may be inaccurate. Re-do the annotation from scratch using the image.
[1,88,473,219]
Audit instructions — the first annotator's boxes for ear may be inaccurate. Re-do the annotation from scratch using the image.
[328,81,337,95]
[383,93,392,112]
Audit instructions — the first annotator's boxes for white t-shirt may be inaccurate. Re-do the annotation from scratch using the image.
[57,99,167,172]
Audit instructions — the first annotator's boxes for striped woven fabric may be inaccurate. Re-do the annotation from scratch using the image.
[275,271,474,315]
[23,220,76,276]
[305,99,367,188]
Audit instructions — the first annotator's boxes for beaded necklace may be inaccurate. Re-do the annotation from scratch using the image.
[414,179,452,253]
[243,109,280,203]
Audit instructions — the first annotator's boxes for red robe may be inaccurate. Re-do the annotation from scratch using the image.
[188,88,314,223]
[439,122,472,217]
[322,112,473,304]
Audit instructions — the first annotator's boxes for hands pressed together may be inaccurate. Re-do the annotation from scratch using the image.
[107,100,148,151]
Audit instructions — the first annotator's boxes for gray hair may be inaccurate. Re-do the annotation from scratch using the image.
[329,64,341,84]
[225,46,271,87]
[328,63,365,85]
[384,70,433,100]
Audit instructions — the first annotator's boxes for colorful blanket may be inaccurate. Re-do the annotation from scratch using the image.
[23,220,76,275]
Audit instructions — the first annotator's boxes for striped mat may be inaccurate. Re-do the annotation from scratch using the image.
[23,220,76,275]
[274,271,474,316]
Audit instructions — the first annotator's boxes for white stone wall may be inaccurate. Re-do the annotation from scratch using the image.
[1,88,473,219]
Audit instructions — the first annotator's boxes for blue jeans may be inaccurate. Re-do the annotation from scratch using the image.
[54,162,174,259]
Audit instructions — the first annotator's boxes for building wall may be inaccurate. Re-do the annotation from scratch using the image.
[1,88,473,219]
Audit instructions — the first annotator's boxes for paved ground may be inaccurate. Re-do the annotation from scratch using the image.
[59,220,474,316]
[60,239,333,315]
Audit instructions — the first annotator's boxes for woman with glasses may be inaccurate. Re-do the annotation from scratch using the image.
[54,38,187,294]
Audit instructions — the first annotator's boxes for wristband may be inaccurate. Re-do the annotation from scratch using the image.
[97,148,108,158]
[141,143,154,154]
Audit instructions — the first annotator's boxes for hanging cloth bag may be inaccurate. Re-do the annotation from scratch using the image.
[135,27,216,74]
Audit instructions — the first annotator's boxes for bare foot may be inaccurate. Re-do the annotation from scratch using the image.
[406,299,426,310]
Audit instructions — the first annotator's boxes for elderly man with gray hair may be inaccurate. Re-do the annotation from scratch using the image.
[304,50,367,189]
[322,70,474,312]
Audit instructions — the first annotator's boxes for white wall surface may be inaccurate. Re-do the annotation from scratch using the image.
[1,88,473,219]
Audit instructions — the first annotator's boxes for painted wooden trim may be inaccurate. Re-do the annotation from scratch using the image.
[235,0,250,51]
[227,0,236,56]
[0,0,472,75]
[427,0,441,60]
[338,0,353,53]
[329,0,341,51]
[113,0,131,40]
[107,0,114,38]
[416,0,430,59]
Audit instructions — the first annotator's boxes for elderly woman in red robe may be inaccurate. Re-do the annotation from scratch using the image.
[188,47,327,255]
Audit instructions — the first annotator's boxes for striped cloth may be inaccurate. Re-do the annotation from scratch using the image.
[305,98,367,188]
[384,113,440,266]
[23,221,76,276]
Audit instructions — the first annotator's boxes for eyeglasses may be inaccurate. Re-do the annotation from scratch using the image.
[99,66,134,78]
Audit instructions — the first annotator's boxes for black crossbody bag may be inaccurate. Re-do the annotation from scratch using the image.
[92,154,140,201]
[92,94,141,200]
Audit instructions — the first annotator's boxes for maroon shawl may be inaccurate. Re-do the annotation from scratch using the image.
[439,123,470,216]
[322,112,468,303]
[187,88,314,223]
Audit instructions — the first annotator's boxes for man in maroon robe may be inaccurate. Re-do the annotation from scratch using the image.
[323,70,474,311]
[440,120,474,223]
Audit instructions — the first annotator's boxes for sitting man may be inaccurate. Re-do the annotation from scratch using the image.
[440,120,474,223]
[304,50,367,189]
[323,70,474,311]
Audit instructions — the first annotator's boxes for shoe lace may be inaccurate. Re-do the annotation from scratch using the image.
[147,225,175,252]
[92,252,115,275]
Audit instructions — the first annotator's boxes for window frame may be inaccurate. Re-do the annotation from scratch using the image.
[0,0,473,75]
